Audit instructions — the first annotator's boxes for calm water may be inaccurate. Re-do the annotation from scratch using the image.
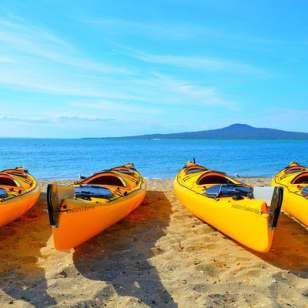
[0,138,307,179]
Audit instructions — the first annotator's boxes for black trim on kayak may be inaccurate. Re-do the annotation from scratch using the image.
[47,184,56,226]
[268,186,283,229]
[47,184,60,227]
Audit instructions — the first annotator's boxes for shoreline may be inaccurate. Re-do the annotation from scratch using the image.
[37,176,272,182]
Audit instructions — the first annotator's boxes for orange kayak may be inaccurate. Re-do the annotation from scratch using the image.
[174,161,283,252]
[0,167,40,227]
[47,163,146,250]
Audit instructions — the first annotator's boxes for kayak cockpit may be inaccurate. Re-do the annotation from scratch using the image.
[81,172,127,187]
[292,172,308,184]
[0,174,19,187]
[197,172,234,185]
[0,173,24,200]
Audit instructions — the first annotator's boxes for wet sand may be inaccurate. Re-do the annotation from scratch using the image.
[0,178,308,307]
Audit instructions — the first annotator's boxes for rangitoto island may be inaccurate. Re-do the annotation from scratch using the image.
[85,124,308,140]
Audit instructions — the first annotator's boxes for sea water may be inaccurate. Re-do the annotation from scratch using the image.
[0,138,307,179]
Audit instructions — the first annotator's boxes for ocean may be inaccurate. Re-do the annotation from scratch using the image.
[0,138,307,179]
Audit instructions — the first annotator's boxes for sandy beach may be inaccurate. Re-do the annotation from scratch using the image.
[0,177,308,307]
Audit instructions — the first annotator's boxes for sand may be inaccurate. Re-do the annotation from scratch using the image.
[0,178,308,307]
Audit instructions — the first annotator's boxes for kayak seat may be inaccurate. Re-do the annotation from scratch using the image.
[205,184,253,198]
[75,186,114,199]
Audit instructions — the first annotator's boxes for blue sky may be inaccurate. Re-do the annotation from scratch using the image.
[0,0,308,137]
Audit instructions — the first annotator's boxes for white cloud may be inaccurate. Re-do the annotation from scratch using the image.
[143,73,237,108]
[71,100,160,115]
[0,64,138,99]
[0,114,114,123]
[0,18,129,74]
[84,17,303,48]
[0,58,235,109]
[84,18,206,40]
[54,114,114,122]
[119,47,268,76]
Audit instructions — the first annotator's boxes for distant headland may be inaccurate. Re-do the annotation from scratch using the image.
[85,124,308,140]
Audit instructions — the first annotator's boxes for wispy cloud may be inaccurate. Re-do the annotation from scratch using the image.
[54,114,114,122]
[0,63,138,99]
[0,57,235,109]
[71,100,160,115]
[84,17,306,48]
[151,73,236,108]
[118,47,269,76]
[0,114,114,123]
[84,18,206,40]
[0,17,130,74]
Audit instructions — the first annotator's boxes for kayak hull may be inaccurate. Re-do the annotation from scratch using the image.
[52,185,146,250]
[174,178,273,252]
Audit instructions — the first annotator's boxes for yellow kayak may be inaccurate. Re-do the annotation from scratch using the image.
[0,167,40,227]
[174,161,283,252]
[47,163,146,250]
[272,162,308,226]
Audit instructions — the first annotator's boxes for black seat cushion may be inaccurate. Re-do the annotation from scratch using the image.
[75,185,114,199]
[205,184,252,198]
